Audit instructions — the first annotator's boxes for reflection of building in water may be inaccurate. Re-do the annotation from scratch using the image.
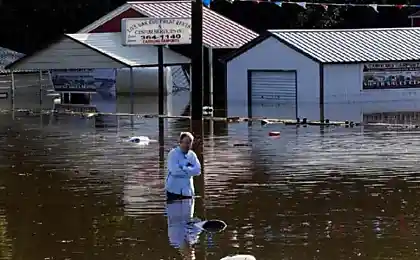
[0,213,12,260]
[363,111,420,125]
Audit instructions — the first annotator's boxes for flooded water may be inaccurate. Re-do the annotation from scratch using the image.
[1,84,420,260]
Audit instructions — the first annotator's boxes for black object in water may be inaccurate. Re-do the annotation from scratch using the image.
[201,220,227,232]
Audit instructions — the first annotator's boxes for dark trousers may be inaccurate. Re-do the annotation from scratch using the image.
[166,191,192,201]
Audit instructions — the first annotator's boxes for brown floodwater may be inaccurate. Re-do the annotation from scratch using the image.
[0,85,420,260]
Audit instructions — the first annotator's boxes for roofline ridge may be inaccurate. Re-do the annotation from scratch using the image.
[269,27,420,33]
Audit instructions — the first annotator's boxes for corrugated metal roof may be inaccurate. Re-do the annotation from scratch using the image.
[409,10,420,18]
[78,1,258,49]
[67,32,190,67]
[270,27,420,63]
[0,47,25,74]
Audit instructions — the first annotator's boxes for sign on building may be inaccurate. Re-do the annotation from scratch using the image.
[51,69,116,93]
[363,62,420,90]
[121,17,191,45]
[54,103,97,113]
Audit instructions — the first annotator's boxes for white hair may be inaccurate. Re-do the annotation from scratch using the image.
[179,131,194,143]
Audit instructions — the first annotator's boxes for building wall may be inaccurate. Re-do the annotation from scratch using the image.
[115,67,173,95]
[323,63,420,121]
[228,39,420,122]
[226,36,320,120]
[412,18,420,27]
[90,8,143,33]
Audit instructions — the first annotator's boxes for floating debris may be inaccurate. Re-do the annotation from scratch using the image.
[220,255,256,260]
[268,131,281,137]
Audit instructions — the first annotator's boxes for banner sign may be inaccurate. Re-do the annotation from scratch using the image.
[363,62,420,90]
[52,69,116,93]
[121,17,191,45]
[54,104,97,113]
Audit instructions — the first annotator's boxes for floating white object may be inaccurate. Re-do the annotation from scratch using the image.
[220,255,256,260]
[128,136,158,146]
[47,93,60,97]
[261,119,272,125]
[129,136,150,143]
[53,97,61,104]
[86,113,96,118]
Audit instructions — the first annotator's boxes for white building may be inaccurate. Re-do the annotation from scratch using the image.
[224,27,420,122]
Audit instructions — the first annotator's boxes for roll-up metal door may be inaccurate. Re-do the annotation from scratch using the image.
[250,70,297,119]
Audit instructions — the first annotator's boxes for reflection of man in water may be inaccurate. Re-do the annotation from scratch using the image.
[166,198,203,260]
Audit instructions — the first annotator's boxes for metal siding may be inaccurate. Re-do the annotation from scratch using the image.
[251,70,297,119]
[325,63,420,102]
[271,28,420,63]
[226,37,320,120]
[10,38,125,70]
[323,63,420,122]
[0,47,31,74]
[67,33,190,67]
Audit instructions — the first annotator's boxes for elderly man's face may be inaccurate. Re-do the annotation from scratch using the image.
[179,136,192,152]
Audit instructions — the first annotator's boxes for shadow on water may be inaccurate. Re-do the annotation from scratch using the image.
[3,88,420,259]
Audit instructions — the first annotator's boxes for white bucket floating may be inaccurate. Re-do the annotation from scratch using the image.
[86,113,96,118]
[53,97,61,104]
[220,255,256,260]
[128,136,156,146]
[47,92,60,97]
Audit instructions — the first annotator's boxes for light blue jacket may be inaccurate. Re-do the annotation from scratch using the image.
[165,146,201,196]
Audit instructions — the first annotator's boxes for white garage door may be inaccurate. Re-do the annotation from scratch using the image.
[250,70,297,119]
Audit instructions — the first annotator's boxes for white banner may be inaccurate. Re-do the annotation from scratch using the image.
[52,69,118,122]
[122,17,191,45]
[51,69,116,94]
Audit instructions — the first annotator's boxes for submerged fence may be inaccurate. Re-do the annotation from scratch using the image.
[2,108,420,130]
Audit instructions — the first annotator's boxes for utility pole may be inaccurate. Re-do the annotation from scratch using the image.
[190,0,205,235]
[190,0,203,138]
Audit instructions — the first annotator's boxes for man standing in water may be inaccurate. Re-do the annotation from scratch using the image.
[165,132,201,200]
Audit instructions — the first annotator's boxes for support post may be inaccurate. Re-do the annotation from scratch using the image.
[319,64,324,122]
[10,72,15,119]
[129,67,134,114]
[203,47,210,107]
[158,45,164,116]
[129,67,134,127]
[39,70,43,106]
[158,45,165,149]
[10,72,15,105]
[209,47,214,110]
[191,0,203,136]
[208,47,214,136]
